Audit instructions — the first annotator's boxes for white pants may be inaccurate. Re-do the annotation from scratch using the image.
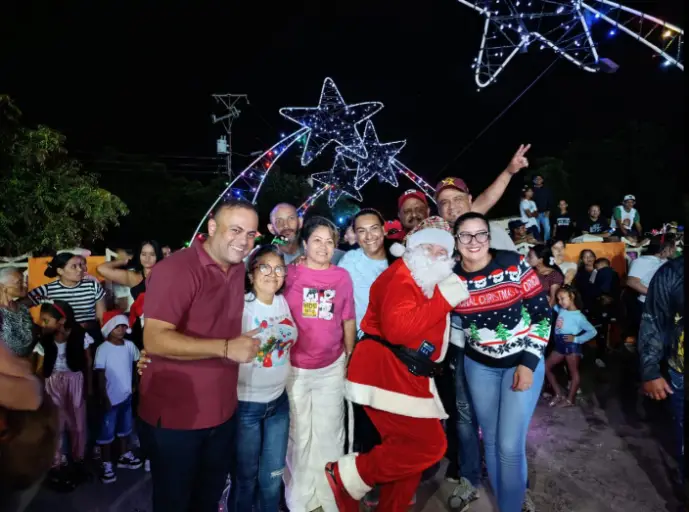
[284,353,346,512]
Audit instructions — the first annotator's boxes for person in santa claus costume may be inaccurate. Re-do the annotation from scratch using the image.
[325,216,470,511]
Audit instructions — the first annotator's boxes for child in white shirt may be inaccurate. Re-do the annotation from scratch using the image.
[94,311,141,483]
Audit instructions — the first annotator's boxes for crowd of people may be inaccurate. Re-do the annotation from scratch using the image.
[0,143,684,512]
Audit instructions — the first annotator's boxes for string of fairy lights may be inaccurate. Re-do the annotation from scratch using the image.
[191,77,437,242]
[191,1,682,242]
[456,0,683,88]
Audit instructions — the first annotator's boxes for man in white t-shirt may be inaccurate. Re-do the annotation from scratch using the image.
[610,194,643,244]
[627,239,676,303]
[626,236,676,338]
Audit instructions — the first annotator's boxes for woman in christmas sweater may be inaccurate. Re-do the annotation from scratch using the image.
[452,212,551,512]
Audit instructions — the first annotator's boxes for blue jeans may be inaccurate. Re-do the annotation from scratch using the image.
[464,357,544,512]
[668,368,684,479]
[138,416,235,512]
[452,346,481,486]
[97,395,133,445]
[537,212,550,241]
[230,391,290,512]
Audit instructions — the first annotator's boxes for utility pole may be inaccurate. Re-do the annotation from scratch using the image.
[212,93,249,180]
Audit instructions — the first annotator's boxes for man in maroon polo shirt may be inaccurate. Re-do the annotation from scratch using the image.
[139,199,261,512]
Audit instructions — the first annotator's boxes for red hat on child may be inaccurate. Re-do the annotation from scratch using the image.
[101,310,131,338]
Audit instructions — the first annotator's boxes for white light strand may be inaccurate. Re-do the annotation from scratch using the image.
[337,120,406,190]
[280,77,384,165]
[297,184,330,216]
[311,154,363,208]
[456,0,683,88]
[190,127,308,242]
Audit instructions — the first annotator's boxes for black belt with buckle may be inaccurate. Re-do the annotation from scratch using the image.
[361,333,442,378]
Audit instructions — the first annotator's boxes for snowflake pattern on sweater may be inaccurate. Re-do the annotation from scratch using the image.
[452,250,552,371]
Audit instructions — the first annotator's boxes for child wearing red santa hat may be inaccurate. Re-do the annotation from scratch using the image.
[325,216,470,511]
[94,310,142,484]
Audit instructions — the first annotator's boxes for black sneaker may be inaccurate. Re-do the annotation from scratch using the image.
[99,461,117,484]
[117,451,143,470]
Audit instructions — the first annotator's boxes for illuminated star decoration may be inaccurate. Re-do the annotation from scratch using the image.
[337,120,406,190]
[311,153,362,208]
[456,0,684,88]
[279,77,384,166]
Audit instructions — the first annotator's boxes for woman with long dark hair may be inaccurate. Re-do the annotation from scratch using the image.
[97,240,163,308]
[526,245,564,307]
[574,249,597,313]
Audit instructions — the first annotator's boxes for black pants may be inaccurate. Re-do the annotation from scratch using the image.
[138,416,235,512]
[426,346,459,480]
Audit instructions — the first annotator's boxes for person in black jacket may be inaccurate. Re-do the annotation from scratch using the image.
[33,300,93,487]
[638,255,684,481]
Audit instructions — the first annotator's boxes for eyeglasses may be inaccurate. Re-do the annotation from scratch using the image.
[257,263,287,277]
[456,231,490,244]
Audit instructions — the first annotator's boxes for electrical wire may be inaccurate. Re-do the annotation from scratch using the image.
[434,55,561,179]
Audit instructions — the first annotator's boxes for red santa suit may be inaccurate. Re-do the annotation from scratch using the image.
[325,216,469,511]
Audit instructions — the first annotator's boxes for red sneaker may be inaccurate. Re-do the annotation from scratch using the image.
[325,461,359,512]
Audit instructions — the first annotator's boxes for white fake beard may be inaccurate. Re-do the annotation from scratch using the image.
[403,246,455,299]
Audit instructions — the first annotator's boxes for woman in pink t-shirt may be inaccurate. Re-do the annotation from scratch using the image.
[283,216,356,512]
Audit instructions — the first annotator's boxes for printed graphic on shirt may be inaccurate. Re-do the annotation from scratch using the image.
[302,288,336,320]
[555,316,565,331]
[252,317,297,368]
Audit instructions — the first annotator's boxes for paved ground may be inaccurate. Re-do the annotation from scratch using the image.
[26,351,685,512]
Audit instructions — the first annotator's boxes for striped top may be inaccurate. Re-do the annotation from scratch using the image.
[28,279,105,323]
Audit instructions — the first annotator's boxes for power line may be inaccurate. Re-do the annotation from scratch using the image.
[434,55,561,179]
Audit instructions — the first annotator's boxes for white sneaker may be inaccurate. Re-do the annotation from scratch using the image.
[117,451,143,470]
[100,461,117,484]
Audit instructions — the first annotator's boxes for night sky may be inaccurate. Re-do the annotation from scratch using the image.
[2,0,685,220]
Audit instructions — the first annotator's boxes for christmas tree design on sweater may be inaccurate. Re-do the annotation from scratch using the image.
[452,251,553,371]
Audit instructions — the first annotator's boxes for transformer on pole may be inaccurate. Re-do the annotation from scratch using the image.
[211,93,249,180]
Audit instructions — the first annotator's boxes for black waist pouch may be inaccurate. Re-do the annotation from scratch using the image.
[362,333,442,378]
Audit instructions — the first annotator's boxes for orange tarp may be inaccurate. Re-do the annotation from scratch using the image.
[563,242,627,278]
[27,256,106,322]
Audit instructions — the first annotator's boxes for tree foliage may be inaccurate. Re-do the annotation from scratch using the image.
[0,96,128,256]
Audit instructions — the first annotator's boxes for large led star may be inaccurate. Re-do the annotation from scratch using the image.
[457,0,601,88]
[280,77,384,166]
[337,121,406,190]
[311,154,362,208]
[457,0,684,87]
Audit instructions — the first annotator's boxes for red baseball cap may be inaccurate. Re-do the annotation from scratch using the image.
[397,189,428,210]
[435,177,470,200]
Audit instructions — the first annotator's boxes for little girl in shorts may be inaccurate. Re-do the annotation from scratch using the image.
[544,286,597,407]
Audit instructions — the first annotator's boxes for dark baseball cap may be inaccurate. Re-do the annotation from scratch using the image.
[508,219,526,231]
[435,177,470,200]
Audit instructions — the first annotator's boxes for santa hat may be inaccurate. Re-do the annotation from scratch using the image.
[101,310,131,338]
[389,216,454,258]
